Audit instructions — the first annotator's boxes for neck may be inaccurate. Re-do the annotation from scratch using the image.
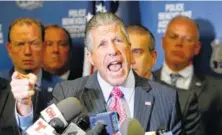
[144,72,152,79]
[15,67,41,76]
[45,66,69,76]
[165,60,192,72]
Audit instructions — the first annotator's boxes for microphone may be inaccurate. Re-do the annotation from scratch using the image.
[86,121,109,135]
[41,97,84,133]
[49,117,65,133]
[61,122,86,135]
[40,103,68,127]
[26,118,59,135]
[144,129,173,135]
[75,114,90,131]
[156,128,173,135]
[56,97,83,122]
[120,118,145,135]
[89,111,119,135]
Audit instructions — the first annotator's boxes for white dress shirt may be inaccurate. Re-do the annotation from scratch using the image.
[161,62,193,90]
[97,69,135,118]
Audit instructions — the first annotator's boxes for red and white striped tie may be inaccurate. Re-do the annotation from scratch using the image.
[109,87,128,125]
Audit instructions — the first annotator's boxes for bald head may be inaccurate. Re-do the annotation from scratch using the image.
[166,15,200,40]
[162,15,201,72]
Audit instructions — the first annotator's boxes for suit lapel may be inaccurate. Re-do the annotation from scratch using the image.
[33,70,56,118]
[189,73,206,97]
[155,67,206,97]
[80,71,155,129]
[134,73,154,130]
[80,72,107,114]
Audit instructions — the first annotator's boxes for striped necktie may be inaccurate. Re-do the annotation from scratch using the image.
[170,73,181,87]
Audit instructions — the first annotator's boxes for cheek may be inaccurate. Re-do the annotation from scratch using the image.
[122,47,132,62]
[34,50,43,60]
[92,52,105,67]
[186,47,196,56]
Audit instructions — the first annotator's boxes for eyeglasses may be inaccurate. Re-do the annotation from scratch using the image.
[10,40,43,51]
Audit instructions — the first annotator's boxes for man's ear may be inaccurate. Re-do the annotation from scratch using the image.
[86,48,94,66]
[6,42,10,50]
[151,50,157,66]
[162,35,166,50]
[194,41,201,55]
[6,42,12,57]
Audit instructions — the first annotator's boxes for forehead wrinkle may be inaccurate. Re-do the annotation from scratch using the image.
[167,19,199,39]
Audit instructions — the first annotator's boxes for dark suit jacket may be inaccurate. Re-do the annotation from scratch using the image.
[51,71,183,134]
[67,69,81,80]
[0,77,19,135]
[154,68,222,135]
[0,69,62,135]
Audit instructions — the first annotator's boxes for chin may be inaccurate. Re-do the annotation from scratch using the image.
[107,75,127,86]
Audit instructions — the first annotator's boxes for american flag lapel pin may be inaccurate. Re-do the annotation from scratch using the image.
[145,101,151,106]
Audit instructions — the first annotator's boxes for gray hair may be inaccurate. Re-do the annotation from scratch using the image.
[85,12,130,52]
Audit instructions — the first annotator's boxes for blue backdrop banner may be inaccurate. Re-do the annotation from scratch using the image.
[0,1,222,77]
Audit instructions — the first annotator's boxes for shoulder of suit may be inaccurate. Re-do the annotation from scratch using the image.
[0,77,10,91]
[42,70,63,82]
[194,72,222,84]
[58,75,90,88]
[148,80,177,96]
[204,74,222,81]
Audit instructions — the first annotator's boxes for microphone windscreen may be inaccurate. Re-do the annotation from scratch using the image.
[49,117,65,133]
[49,117,65,128]
[120,118,145,135]
[57,97,83,122]
[86,122,108,135]
[76,114,90,131]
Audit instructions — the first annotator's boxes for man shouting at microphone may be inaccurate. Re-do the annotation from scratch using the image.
[16,13,183,134]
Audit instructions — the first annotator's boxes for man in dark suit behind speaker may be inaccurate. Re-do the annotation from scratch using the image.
[127,24,202,135]
[154,15,222,135]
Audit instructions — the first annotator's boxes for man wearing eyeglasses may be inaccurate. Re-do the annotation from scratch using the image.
[154,15,222,135]
[0,18,61,133]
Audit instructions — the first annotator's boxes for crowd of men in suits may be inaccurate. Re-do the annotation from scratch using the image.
[0,12,221,135]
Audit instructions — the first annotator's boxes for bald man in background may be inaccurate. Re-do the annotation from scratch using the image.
[128,24,202,135]
[154,15,222,134]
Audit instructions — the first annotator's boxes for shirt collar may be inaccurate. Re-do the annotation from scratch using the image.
[97,69,135,102]
[162,61,193,79]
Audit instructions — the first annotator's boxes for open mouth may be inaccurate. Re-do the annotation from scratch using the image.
[108,61,123,72]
